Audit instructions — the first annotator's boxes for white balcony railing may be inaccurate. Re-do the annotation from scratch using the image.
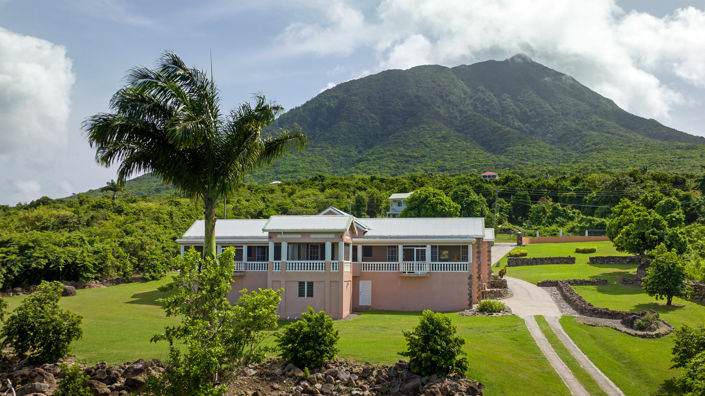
[401,262,429,273]
[430,262,469,272]
[344,261,351,272]
[247,262,268,272]
[287,260,326,272]
[234,262,246,272]
[330,261,340,272]
[360,262,399,272]
[357,262,470,273]
[272,261,281,272]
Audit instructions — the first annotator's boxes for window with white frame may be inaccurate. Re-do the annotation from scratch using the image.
[386,246,398,262]
[298,281,314,298]
[461,246,469,262]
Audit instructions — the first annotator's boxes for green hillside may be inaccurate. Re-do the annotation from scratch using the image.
[252,54,705,181]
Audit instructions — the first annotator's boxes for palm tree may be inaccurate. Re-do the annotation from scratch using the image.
[101,179,125,202]
[84,52,305,259]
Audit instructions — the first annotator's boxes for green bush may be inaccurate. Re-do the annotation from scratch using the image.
[574,247,597,253]
[633,312,659,331]
[54,364,92,396]
[477,299,506,313]
[674,350,705,395]
[672,325,705,369]
[399,310,468,377]
[0,297,7,323]
[508,249,528,257]
[0,281,82,363]
[276,307,339,369]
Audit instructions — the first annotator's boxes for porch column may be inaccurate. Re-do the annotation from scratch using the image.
[242,245,248,263]
[338,242,344,262]
[281,241,288,273]
[268,242,275,261]
[325,242,331,261]
[357,245,362,262]
[217,245,223,255]
[468,244,473,263]
[425,245,431,263]
[398,245,403,262]
[180,245,184,258]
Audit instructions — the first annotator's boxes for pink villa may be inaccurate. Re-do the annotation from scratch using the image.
[176,207,494,319]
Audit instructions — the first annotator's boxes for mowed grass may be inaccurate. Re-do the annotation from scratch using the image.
[4,279,570,395]
[4,277,177,364]
[334,312,570,396]
[494,241,634,284]
[535,316,607,396]
[490,240,705,395]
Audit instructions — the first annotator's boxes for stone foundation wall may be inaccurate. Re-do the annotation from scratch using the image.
[507,257,575,267]
[489,279,507,289]
[588,256,642,265]
[545,280,648,320]
[537,279,608,287]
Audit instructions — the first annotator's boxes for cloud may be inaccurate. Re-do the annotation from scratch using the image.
[274,0,705,121]
[0,27,75,156]
[318,82,337,93]
[12,179,41,203]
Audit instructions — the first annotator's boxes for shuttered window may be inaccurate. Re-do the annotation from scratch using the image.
[298,281,314,298]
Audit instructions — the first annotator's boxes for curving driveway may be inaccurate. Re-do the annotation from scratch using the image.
[501,276,624,396]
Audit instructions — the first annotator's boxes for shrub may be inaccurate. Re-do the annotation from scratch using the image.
[276,307,339,369]
[146,248,281,396]
[633,312,659,331]
[0,281,82,363]
[674,350,705,395]
[399,310,468,377]
[508,249,528,257]
[477,299,506,313]
[575,247,597,253]
[54,364,92,396]
[672,325,705,369]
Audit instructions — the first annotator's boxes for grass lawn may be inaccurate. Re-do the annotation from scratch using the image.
[5,277,177,365]
[534,316,607,396]
[494,241,634,284]
[494,233,517,243]
[4,279,570,395]
[335,312,570,396]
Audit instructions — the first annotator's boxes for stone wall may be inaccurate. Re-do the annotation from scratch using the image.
[546,280,648,320]
[691,281,705,304]
[489,279,507,289]
[521,236,610,245]
[507,256,575,267]
[537,279,607,287]
[588,256,642,265]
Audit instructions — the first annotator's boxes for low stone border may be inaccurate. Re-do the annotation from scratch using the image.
[537,279,607,287]
[507,257,575,267]
[691,281,705,305]
[539,279,672,338]
[588,256,642,265]
[575,316,673,338]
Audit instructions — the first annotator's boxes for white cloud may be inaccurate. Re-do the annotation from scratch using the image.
[12,179,41,203]
[0,27,75,155]
[274,0,705,121]
[318,82,337,93]
[58,180,75,195]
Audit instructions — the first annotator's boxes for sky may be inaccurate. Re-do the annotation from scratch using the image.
[1,0,704,204]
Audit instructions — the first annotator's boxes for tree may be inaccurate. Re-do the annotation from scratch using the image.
[276,307,339,369]
[401,187,460,217]
[351,192,367,217]
[642,244,690,306]
[1,281,82,363]
[510,190,531,223]
[399,310,468,376]
[366,189,385,218]
[84,52,305,259]
[101,179,125,202]
[608,201,668,255]
[0,297,6,323]
[147,248,281,395]
[450,186,488,217]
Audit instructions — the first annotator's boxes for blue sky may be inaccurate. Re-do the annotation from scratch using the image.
[1,0,704,204]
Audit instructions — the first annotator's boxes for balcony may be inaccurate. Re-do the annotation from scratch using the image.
[357,262,469,274]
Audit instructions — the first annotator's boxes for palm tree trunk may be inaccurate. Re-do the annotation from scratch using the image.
[203,197,217,259]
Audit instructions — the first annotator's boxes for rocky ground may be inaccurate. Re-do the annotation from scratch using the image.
[0,351,164,396]
[227,358,484,396]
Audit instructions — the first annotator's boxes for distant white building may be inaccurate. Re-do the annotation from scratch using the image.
[481,172,499,180]
[387,192,413,217]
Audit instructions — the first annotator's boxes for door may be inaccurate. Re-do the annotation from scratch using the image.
[359,280,371,306]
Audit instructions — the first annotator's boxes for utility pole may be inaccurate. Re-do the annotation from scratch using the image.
[223,197,227,219]
[494,187,498,227]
